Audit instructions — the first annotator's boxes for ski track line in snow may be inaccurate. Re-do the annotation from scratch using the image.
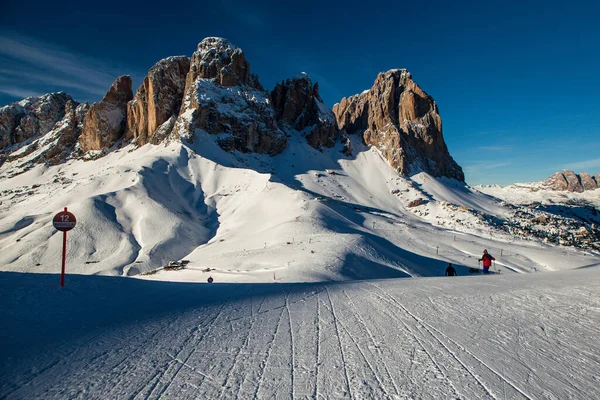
[217,295,267,400]
[141,286,244,399]
[7,295,189,400]
[252,294,287,400]
[143,306,226,399]
[285,290,297,400]
[324,285,353,399]
[125,315,213,400]
[319,295,393,397]
[174,288,251,397]
[166,350,221,386]
[220,288,325,326]
[368,282,535,400]
[314,290,321,400]
[357,285,464,400]
[339,287,401,397]
[365,283,494,399]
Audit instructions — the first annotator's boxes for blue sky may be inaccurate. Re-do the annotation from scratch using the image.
[1,0,599,185]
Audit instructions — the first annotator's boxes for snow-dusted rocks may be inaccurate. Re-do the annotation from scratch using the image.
[271,73,337,149]
[333,69,464,181]
[0,92,73,159]
[173,38,287,155]
[0,100,89,175]
[191,37,260,88]
[126,56,190,146]
[79,76,133,153]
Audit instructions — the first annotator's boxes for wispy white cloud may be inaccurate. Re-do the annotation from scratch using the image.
[0,86,42,99]
[0,32,140,104]
[463,162,509,173]
[563,158,600,171]
[475,145,513,152]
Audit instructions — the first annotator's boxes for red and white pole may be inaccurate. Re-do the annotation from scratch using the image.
[61,228,67,287]
[53,207,77,287]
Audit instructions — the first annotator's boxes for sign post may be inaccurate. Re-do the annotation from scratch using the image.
[53,208,77,287]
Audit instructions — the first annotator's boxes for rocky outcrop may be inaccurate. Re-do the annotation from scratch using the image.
[580,172,598,191]
[172,37,286,155]
[546,170,599,192]
[79,76,133,153]
[6,100,89,165]
[44,101,90,163]
[271,73,337,148]
[126,56,190,145]
[0,92,73,150]
[333,69,464,181]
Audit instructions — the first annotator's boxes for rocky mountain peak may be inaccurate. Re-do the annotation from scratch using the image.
[270,73,337,149]
[126,56,190,145]
[172,38,286,154]
[78,76,133,153]
[0,92,73,149]
[545,170,599,192]
[192,36,259,88]
[333,69,464,181]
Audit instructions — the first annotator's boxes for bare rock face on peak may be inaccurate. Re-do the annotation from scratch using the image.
[333,69,464,181]
[579,172,598,191]
[79,76,133,153]
[271,73,337,149]
[545,170,598,192]
[126,56,190,146]
[0,92,73,150]
[191,37,260,88]
[0,92,74,168]
[173,37,286,155]
[6,100,90,166]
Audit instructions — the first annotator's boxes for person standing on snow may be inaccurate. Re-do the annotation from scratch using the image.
[445,263,457,276]
[479,249,495,274]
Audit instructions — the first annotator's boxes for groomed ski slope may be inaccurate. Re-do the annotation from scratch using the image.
[1,266,599,399]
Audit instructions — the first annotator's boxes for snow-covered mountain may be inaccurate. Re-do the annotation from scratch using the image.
[1,130,598,281]
[0,37,599,282]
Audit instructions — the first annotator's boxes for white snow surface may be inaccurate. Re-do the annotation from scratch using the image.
[1,266,599,399]
[1,134,599,280]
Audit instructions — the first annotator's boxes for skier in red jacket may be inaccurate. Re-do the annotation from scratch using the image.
[479,249,495,274]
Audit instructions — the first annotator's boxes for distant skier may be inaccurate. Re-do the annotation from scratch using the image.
[445,263,457,276]
[478,249,495,274]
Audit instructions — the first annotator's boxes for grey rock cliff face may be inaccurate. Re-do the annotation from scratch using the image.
[126,56,190,145]
[79,76,133,153]
[173,37,286,155]
[333,69,464,181]
[271,73,337,149]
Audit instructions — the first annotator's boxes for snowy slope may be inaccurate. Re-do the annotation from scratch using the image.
[1,133,599,281]
[1,266,599,399]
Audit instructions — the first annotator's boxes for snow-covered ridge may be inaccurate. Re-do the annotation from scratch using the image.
[1,133,598,281]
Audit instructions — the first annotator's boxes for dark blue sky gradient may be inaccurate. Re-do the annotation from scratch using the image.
[1,0,599,185]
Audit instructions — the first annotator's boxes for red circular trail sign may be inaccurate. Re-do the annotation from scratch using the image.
[53,210,77,231]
